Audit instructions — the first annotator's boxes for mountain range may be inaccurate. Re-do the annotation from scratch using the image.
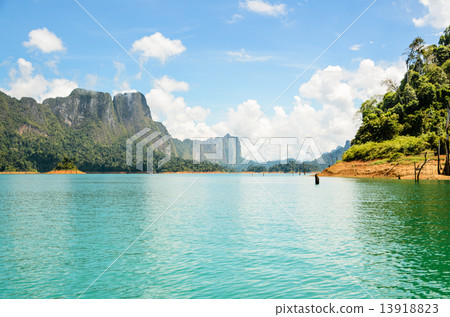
[0,88,345,172]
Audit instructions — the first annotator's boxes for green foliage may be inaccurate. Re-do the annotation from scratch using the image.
[153,152,231,173]
[438,26,450,46]
[265,161,320,173]
[405,37,425,74]
[417,82,437,106]
[343,136,430,161]
[55,156,77,170]
[442,59,450,76]
[349,29,450,161]
[353,112,402,144]
[247,165,267,172]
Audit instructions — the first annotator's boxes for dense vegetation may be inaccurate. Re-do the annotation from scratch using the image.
[267,161,319,173]
[247,160,327,173]
[0,89,230,173]
[345,26,450,161]
[343,136,431,161]
[153,153,231,173]
[55,156,78,171]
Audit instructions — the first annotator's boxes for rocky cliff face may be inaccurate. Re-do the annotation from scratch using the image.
[0,88,174,172]
[114,92,151,121]
[42,89,167,137]
[43,89,116,127]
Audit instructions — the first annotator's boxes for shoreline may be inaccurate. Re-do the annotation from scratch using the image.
[5,160,449,180]
[0,170,86,175]
[45,170,86,174]
[319,158,450,180]
[0,170,318,175]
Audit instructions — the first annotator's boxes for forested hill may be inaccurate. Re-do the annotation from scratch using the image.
[0,88,230,173]
[344,26,450,161]
[0,88,175,172]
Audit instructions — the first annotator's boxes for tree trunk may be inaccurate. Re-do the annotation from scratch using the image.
[414,162,417,181]
[438,139,441,175]
[444,104,450,175]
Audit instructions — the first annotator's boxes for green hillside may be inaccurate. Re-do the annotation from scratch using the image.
[344,26,450,162]
[0,89,228,173]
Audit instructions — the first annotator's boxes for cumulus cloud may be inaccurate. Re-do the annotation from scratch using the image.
[208,60,403,158]
[211,98,353,161]
[0,58,77,102]
[227,49,272,62]
[156,75,189,93]
[413,0,450,28]
[240,0,287,17]
[131,32,186,64]
[145,76,212,138]
[143,59,404,158]
[23,28,65,53]
[299,59,405,110]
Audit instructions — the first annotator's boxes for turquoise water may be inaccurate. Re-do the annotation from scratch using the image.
[0,174,448,299]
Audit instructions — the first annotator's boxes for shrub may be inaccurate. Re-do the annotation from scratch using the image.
[342,136,430,161]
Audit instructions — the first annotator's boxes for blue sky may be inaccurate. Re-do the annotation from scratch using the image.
[0,0,449,152]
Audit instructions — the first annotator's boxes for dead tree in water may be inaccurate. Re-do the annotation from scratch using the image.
[415,153,430,182]
[443,103,450,175]
[438,140,441,175]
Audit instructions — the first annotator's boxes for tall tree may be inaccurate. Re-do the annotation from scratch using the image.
[405,37,425,78]
[439,26,450,46]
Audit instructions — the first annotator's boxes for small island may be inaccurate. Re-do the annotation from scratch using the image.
[46,156,85,174]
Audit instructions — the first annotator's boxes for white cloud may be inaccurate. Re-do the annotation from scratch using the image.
[217,59,404,156]
[413,0,450,28]
[207,63,402,158]
[299,59,405,110]
[131,32,186,64]
[23,28,65,53]
[349,44,363,51]
[156,75,189,93]
[240,0,287,17]
[0,58,77,102]
[226,14,244,24]
[227,49,272,62]
[144,60,405,158]
[145,76,212,138]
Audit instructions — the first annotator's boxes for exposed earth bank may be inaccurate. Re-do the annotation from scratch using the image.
[319,158,450,180]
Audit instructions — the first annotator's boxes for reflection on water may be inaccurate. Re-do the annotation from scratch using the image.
[0,175,448,298]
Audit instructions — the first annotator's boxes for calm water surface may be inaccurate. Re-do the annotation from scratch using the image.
[0,174,448,298]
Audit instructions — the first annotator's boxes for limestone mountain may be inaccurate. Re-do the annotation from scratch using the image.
[0,88,175,172]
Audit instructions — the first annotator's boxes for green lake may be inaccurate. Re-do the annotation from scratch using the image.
[0,174,448,298]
